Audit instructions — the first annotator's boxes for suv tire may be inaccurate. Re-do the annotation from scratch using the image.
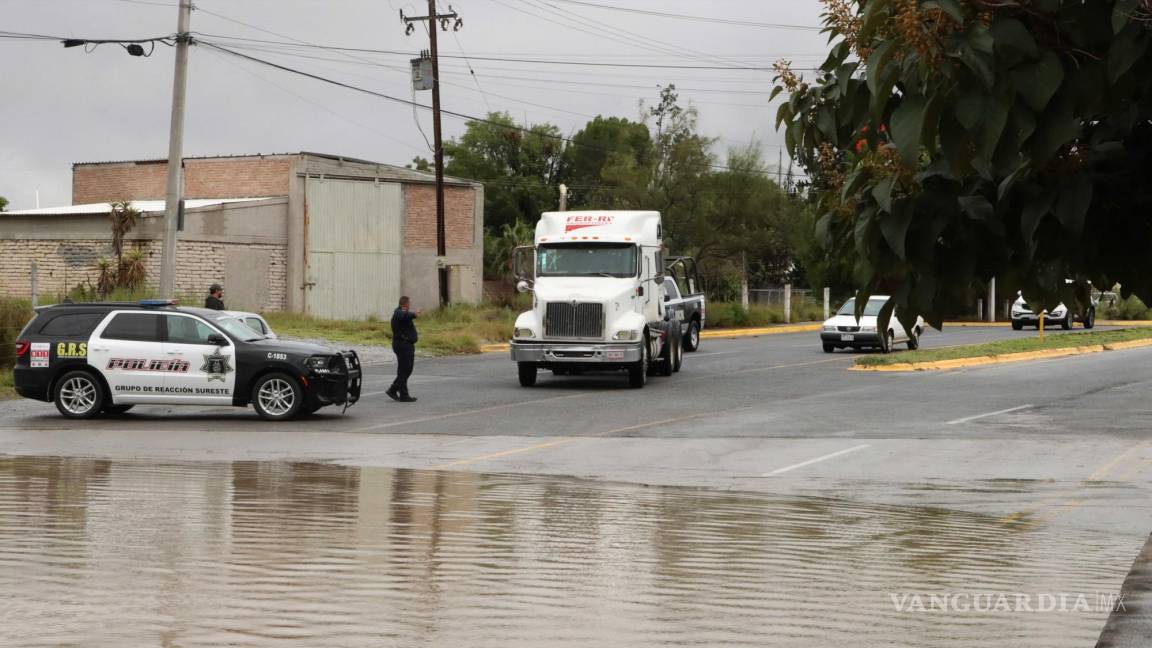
[251,373,303,421]
[1084,308,1096,329]
[1011,320,1024,331]
[54,370,105,419]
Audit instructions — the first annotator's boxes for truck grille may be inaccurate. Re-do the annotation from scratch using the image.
[545,302,603,339]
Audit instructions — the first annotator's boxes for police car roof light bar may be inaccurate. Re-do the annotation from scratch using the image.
[139,299,178,307]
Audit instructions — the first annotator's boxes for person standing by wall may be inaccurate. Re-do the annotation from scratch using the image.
[205,284,225,310]
[387,296,421,403]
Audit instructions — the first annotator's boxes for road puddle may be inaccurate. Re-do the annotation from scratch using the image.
[0,457,1131,647]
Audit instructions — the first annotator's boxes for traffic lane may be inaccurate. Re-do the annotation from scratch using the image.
[0,325,1128,436]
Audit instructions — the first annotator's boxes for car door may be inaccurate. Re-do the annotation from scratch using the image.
[162,313,237,405]
[88,312,170,404]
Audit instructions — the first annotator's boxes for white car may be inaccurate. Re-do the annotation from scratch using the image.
[820,295,924,354]
[222,311,277,339]
[1011,293,1097,330]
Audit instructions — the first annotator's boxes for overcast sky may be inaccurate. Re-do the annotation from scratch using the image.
[1,0,828,210]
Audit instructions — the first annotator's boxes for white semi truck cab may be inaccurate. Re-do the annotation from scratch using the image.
[510,210,683,388]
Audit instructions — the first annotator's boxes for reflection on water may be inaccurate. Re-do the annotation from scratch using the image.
[0,457,1129,647]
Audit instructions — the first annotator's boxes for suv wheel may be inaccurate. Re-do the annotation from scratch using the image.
[54,371,104,419]
[1084,308,1096,329]
[683,320,701,352]
[1011,320,1024,331]
[252,373,303,421]
[907,329,920,351]
[1062,312,1073,330]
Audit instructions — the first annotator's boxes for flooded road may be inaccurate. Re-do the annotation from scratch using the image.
[0,457,1132,647]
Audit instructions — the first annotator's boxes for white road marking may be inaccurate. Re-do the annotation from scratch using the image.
[763,443,870,476]
[946,404,1034,425]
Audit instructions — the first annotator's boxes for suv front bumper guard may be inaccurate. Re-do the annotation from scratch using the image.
[510,341,643,364]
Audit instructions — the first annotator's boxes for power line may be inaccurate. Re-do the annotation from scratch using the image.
[190,32,815,71]
[541,0,822,31]
[198,41,767,175]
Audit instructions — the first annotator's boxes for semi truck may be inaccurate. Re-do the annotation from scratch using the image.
[510,210,683,388]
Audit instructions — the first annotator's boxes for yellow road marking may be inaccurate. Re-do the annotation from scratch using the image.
[999,441,1152,526]
[430,411,721,470]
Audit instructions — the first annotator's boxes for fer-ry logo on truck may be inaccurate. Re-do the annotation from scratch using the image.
[564,214,615,233]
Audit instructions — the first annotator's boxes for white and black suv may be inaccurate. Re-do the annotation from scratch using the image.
[13,300,361,420]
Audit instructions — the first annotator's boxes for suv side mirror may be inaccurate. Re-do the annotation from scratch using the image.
[208,333,229,347]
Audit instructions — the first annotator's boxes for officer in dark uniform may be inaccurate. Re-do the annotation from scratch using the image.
[205,284,225,310]
[387,296,420,403]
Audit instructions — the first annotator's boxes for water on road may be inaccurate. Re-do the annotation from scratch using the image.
[0,457,1131,647]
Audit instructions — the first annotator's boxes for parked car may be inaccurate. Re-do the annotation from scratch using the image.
[223,311,277,339]
[1010,286,1097,330]
[820,295,924,354]
[664,256,706,352]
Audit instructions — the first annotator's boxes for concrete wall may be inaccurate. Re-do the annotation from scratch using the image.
[400,184,484,310]
[0,199,289,311]
[73,156,294,203]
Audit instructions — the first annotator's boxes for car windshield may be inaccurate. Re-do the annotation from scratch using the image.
[537,243,637,278]
[836,298,887,317]
[213,316,265,342]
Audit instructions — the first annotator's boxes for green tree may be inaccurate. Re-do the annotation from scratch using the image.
[776,0,1152,329]
[561,116,653,209]
[0,196,8,212]
[444,112,564,233]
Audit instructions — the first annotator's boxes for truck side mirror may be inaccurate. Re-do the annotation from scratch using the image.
[516,280,531,293]
[512,245,535,282]
[654,274,665,285]
[663,293,671,302]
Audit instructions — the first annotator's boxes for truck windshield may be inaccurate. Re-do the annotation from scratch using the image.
[537,243,637,278]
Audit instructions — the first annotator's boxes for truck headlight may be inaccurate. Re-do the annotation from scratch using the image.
[305,355,334,374]
[514,327,535,339]
[613,330,639,341]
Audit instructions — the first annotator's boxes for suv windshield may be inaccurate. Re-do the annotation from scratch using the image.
[837,298,887,317]
[537,243,637,278]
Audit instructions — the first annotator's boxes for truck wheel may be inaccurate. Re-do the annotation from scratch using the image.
[54,370,105,419]
[252,373,303,421]
[672,334,683,372]
[683,320,701,352]
[1084,308,1096,329]
[1011,320,1023,331]
[628,339,648,388]
[518,362,538,387]
[657,334,674,377]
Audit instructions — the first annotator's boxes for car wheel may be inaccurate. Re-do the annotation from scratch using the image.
[1084,308,1096,329]
[881,330,895,354]
[628,337,648,388]
[1011,320,1023,331]
[673,334,683,372]
[823,343,835,353]
[907,329,920,351]
[252,373,304,421]
[103,404,134,415]
[683,320,701,352]
[518,362,538,387]
[1062,312,1073,330]
[54,370,105,419]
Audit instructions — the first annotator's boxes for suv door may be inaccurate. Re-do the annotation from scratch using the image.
[89,312,169,404]
[162,314,237,405]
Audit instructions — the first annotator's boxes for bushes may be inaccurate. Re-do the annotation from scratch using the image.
[706,301,825,328]
[1102,295,1152,321]
[0,296,34,371]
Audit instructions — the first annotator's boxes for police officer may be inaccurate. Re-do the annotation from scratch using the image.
[205,284,225,310]
[386,296,421,403]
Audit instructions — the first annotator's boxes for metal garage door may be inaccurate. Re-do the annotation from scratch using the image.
[304,178,403,320]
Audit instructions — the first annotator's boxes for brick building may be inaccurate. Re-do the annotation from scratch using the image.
[0,153,484,318]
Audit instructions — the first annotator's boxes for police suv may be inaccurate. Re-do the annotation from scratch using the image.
[13,301,361,421]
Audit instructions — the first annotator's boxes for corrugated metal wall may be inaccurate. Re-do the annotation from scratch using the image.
[304,178,403,320]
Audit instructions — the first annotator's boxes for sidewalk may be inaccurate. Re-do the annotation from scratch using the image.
[1096,532,1152,647]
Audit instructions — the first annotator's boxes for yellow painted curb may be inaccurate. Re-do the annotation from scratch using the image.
[942,321,1010,327]
[851,337,1152,372]
[480,343,510,353]
[701,324,821,338]
[1099,320,1152,327]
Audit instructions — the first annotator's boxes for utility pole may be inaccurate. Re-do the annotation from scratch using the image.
[777,149,783,186]
[159,0,192,299]
[558,184,568,211]
[402,3,462,307]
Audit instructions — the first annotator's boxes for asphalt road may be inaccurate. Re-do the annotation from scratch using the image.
[4,323,1152,644]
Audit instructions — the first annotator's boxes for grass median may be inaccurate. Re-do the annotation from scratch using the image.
[0,373,15,400]
[856,327,1152,368]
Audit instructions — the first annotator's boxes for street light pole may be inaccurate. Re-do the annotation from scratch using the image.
[158,0,192,299]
